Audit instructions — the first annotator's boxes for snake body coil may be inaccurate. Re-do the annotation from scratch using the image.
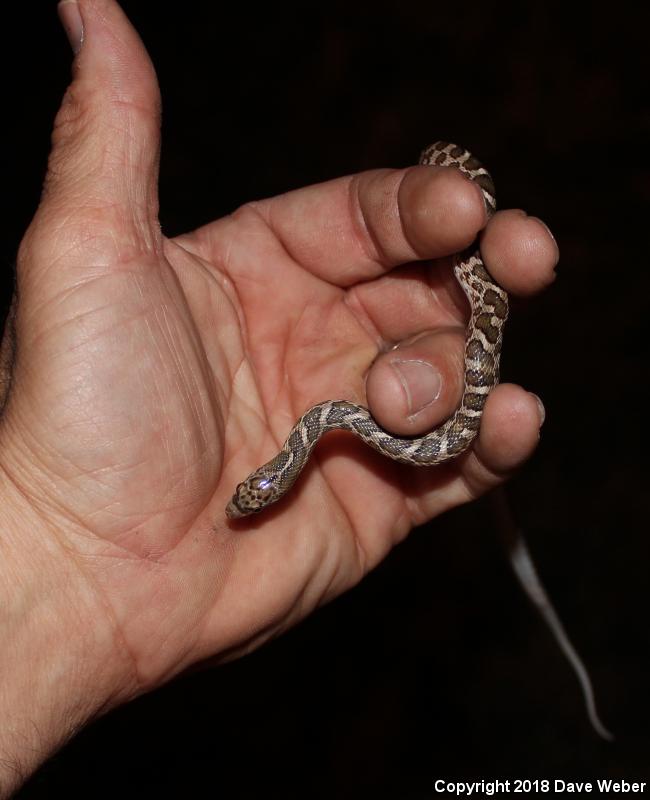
[226,142,509,519]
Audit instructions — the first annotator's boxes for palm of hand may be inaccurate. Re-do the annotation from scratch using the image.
[3,184,456,691]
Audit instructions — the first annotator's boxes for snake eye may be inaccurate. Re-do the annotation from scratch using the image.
[253,475,276,491]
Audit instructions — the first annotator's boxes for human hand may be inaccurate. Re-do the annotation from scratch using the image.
[0,0,556,791]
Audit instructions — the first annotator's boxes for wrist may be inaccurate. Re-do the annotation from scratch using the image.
[0,469,130,797]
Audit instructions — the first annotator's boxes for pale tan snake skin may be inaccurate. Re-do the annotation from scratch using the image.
[226,142,508,519]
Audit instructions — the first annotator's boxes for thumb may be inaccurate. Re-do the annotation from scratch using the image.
[366,328,466,436]
[21,0,162,276]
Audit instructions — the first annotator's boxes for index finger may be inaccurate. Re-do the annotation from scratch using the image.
[186,164,489,288]
[251,164,488,286]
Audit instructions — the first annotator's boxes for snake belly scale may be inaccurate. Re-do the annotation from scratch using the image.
[226,142,509,519]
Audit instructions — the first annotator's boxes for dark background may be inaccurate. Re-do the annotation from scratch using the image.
[3,1,648,797]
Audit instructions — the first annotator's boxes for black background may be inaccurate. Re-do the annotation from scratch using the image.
[3,1,649,797]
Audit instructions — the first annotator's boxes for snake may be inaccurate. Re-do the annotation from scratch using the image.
[226,141,509,519]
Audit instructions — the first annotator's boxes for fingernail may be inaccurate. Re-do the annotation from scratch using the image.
[392,359,442,415]
[529,392,546,426]
[530,216,559,260]
[58,0,84,54]
[529,216,556,245]
[471,180,490,221]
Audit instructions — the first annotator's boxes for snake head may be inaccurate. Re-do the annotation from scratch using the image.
[226,472,280,519]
